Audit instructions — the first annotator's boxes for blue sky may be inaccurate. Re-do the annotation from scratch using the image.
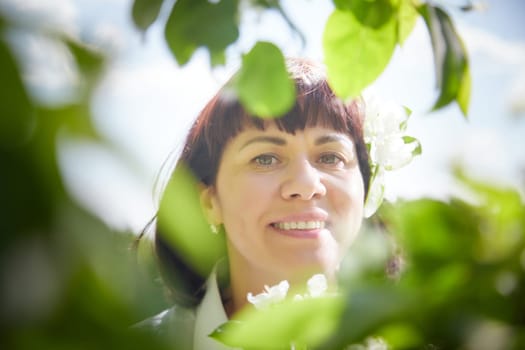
[1,0,524,231]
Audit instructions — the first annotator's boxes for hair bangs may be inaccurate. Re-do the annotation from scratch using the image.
[222,80,356,139]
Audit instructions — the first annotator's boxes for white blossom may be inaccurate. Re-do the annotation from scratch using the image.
[362,89,421,216]
[247,280,289,309]
[346,337,389,350]
[364,337,388,350]
[306,274,328,297]
[371,136,418,170]
[246,274,329,309]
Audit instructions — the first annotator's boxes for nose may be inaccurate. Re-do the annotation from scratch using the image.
[281,159,327,200]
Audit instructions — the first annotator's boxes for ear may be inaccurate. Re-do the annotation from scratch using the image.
[199,185,222,225]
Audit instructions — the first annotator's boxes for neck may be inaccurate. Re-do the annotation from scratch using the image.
[226,255,335,317]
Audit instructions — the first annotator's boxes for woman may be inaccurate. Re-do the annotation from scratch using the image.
[137,58,371,350]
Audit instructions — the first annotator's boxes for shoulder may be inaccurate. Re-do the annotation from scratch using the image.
[133,305,196,349]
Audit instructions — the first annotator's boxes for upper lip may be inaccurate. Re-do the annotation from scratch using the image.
[269,209,329,225]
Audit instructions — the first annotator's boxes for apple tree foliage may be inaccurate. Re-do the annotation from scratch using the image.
[1,1,523,349]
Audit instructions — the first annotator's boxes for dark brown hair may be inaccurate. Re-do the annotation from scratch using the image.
[153,58,371,307]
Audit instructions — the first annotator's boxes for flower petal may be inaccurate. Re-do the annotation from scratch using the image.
[307,274,328,297]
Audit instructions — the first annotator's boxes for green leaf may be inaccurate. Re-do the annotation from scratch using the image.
[64,38,104,77]
[457,64,471,115]
[211,296,343,349]
[209,50,226,67]
[157,165,226,277]
[349,0,395,28]
[0,34,35,149]
[319,285,415,349]
[233,41,296,118]
[377,322,424,349]
[453,166,525,262]
[164,0,239,66]
[396,0,418,45]
[63,37,105,96]
[402,135,422,156]
[131,0,164,32]
[399,106,412,130]
[418,4,471,116]
[332,0,352,11]
[323,2,398,98]
[425,263,471,306]
[37,104,100,140]
[403,105,412,117]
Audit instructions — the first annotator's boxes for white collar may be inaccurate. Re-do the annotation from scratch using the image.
[193,271,237,350]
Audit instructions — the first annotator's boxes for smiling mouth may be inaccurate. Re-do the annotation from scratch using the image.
[271,221,326,230]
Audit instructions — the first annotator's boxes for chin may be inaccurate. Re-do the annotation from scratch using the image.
[280,252,339,280]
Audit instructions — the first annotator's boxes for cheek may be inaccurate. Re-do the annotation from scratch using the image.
[328,175,364,244]
[217,175,280,262]
[217,175,278,228]
[330,173,364,213]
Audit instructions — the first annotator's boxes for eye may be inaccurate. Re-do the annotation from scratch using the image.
[252,154,279,167]
[318,153,345,167]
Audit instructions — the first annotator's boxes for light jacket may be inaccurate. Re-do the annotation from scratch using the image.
[134,272,235,350]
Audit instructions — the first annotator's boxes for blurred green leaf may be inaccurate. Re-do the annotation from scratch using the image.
[132,0,164,33]
[376,322,424,349]
[375,181,525,347]
[37,104,100,140]
[425,263,471,306]
[211,296,343,349]
[157,165,226,278]
[233,41,296,118]
[21,104,101,210]
[2,198,170,350]
[1,147,55,247]
[454,167,525,263]
[0,33,56,244]
[164,0,239,66]
[319,284,415,349]
[385,199,479,264]
[419,4,471,116]
[0,31,35,150]
[402,135,422,156]
[349,0,395,28]
[64,38,104,78]
[457,64,471,115]
[1,10,171,349]
[323,1,397,98]
[63,36,106,103]
[396,0,418,44]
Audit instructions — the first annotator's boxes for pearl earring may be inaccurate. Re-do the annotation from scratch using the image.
[210,224,219,235]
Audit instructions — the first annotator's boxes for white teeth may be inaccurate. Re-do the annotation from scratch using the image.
[275,221,325,230]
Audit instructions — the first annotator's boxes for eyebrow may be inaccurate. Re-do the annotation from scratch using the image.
[315,134,354,147]
[240,133,354,151]
[240,136,286,150]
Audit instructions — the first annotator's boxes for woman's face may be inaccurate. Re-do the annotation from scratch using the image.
[205,122,365,281]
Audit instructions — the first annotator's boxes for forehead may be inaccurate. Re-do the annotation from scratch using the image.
[228,121,355,148]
